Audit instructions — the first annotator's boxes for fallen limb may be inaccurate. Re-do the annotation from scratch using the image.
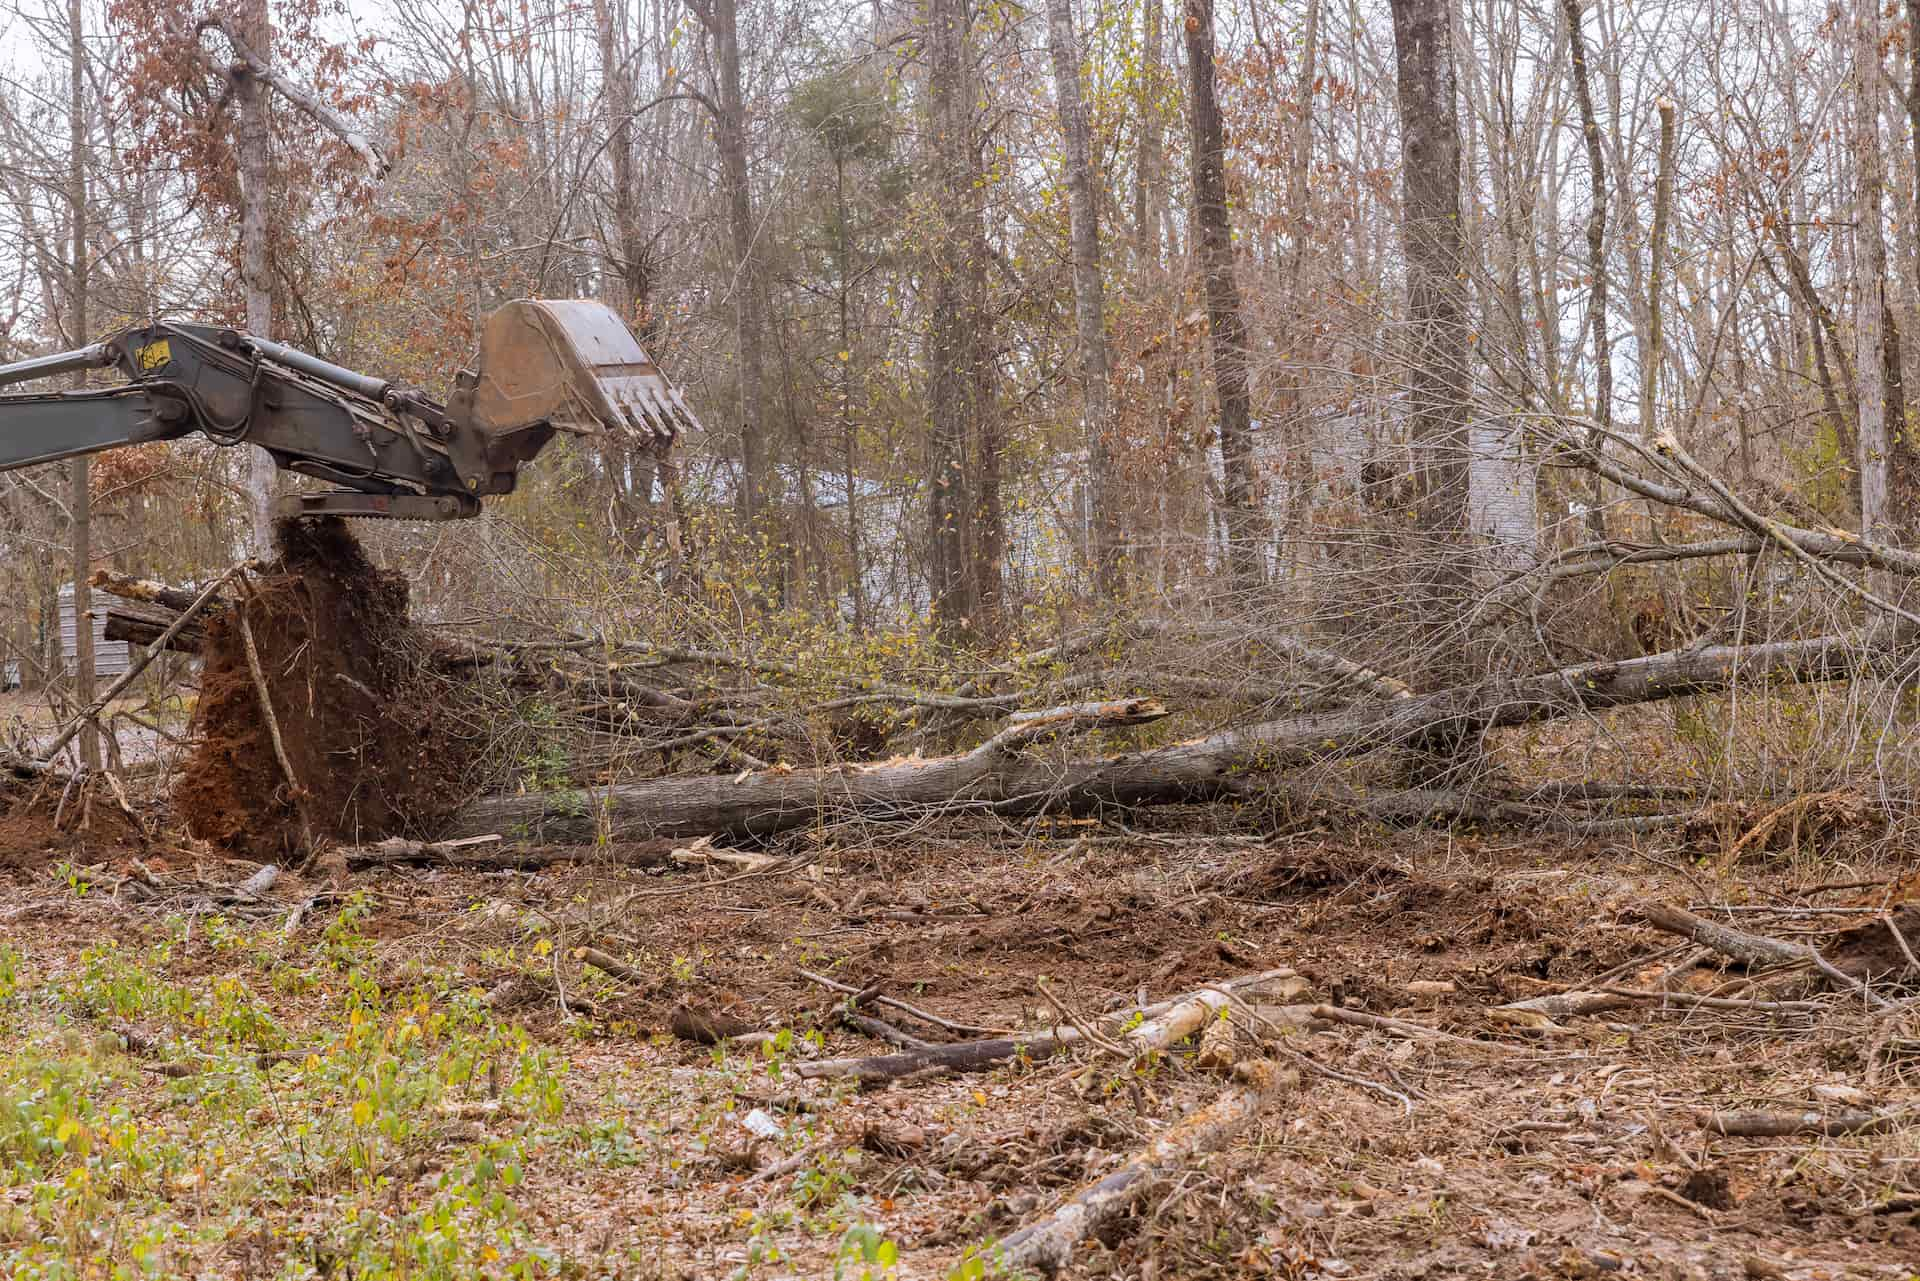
[234,589,310,851]
[977,1060,1297,1277]
[37,565,243,766]
[1638,902,1890,1009]
[103,602,205,655]
[796,970,1002,1038]
[1548,418,1920,581]
[1498,986,1824,1018]
[339,836,677,872]
[1126,969,1299,1052]
[89,570,215,612]
[1702,1108,1909,1138]
[794,1029,1075,1083]
[1016,619,1413,701]
[1477,536,1778,624]
[576,947,651,987]
[445,633,1889,841]
[796,970,1301,1084]
[840,1009,935,1051]
[1657,435,1920,630]
[1598,986,1824,1013]
[1310,1005,1493,1046]
[229,863,279,902]
[1495,991,1636,1019]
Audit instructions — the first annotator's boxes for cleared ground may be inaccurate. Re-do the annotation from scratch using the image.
[0,819,1915,1280]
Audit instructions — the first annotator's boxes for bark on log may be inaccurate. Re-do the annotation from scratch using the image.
[94,589,711,718]
[1494,990,1635,1018]
[445,634,1883,841]
[37,566,244,765]
[90,570,213,613]
[982,1059,1296,1276]
[104,604,204,654]
[94,571,219,653]
[1702,1108,1906,1137]
[1638,901,1890,1008]
[1638,902,1811,968]
[339,836,680,872]
[795,1029,1078,1084]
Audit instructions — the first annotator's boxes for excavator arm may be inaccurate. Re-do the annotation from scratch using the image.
[0,301,699,521]
[0,382,196,471]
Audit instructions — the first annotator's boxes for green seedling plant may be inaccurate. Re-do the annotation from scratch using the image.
[0,897,584,1277]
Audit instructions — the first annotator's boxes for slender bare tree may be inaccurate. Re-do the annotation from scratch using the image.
[67,0,97,770]
[686,0,771,532]
[1045,0,1119,590]
[1183,0,1262,591]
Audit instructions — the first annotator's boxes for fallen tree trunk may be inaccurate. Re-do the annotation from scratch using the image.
[104,602,205,654]
[38,567,244,766]
[444,632,1887,841]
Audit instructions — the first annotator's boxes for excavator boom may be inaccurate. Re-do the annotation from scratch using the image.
[0,301,697,521]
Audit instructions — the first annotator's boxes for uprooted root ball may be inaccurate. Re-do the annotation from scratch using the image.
[175,517,479,858]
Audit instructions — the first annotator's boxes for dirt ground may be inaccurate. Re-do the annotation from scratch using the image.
[0,815,1916,1280]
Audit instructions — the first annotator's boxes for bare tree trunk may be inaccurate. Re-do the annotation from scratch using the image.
[67,0,97,771]
[595,0,660,547]
[1134,0,1164,266]
[688,0,770,530]
[1561,0,1609,539]
[1641,96,1676,438]
[925,0,1001,641]
[1288,0,1319,291]
[1908,0,1920,336]
[235,0,275,556]
[1183,0,1263,592]
[1279,0,1322,544]
[833,150,866,630]
[1859,0,1892,575]
[1046,0,1120,591]
[1388,0,1474,692]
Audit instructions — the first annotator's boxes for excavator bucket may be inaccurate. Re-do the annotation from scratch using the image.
[467,299,700,446]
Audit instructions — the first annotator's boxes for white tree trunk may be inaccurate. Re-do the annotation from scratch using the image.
[1858,0,1892,587]
[236,0,276,556]
[1468,419,1538,578]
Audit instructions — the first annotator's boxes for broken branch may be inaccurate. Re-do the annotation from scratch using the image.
[36,564,243,766]
[980,1059,1296,1277]
[1637,902,1890,1009]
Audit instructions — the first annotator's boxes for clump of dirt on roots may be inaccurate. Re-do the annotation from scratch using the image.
[175,517,478,859]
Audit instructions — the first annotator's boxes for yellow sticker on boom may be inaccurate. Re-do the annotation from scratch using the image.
[135,340,171,372]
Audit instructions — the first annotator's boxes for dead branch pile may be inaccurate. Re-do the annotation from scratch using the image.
[442,629,1891,840]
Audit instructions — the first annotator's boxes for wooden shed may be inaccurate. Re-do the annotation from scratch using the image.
[57,582,132,680]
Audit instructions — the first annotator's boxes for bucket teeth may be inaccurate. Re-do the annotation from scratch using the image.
[470,300,702,446]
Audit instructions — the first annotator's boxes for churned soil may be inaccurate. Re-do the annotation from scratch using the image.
[174,517,477,859]
[0,773,146,870]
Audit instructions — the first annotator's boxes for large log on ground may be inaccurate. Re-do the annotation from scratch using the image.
[104,603,205,654]
[443,633,1883,841]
